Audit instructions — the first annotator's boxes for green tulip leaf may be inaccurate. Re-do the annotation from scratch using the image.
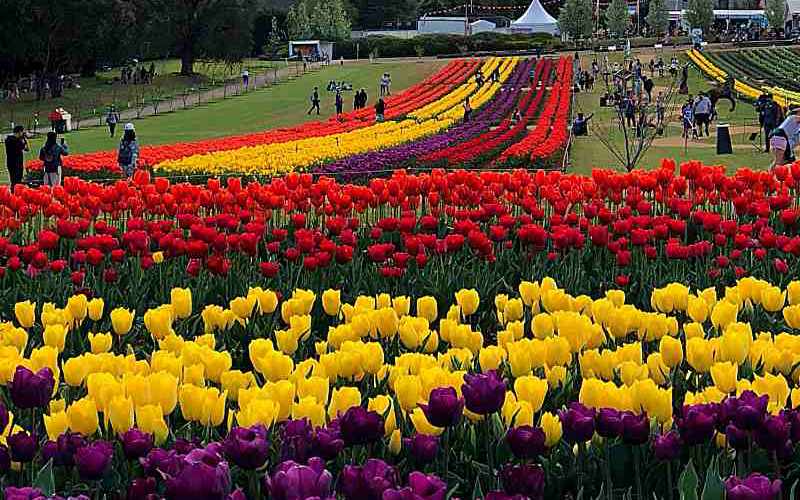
[33,459,55,497]
[701,456,725,500]
[679,459,699,500]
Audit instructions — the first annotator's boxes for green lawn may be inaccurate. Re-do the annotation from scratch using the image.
[1,59,445,182]
[568,49,769,175]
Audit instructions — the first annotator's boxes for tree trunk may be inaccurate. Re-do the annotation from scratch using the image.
[180,52,194,76]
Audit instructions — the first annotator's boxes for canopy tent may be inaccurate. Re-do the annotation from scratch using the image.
[509,0,559,35]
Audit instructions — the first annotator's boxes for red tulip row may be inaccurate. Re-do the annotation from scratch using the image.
[496,57,573,165]
[26,59,479,175]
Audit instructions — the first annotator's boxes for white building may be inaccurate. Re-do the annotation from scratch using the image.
[417,17,470,35]
[470,19,497,34]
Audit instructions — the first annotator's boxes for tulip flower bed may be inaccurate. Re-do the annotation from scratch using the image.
[0,270,797,499]
[25,59,480,177]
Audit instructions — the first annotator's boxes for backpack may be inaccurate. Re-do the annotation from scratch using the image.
[118,141,134,165]
[40,146,59,173]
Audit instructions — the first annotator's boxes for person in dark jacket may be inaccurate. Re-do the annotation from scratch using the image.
[38,132,68,187]
[375,98,385,122]
[4,125,29,189]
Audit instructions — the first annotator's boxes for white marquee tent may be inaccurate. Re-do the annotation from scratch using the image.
[509,0,559,35]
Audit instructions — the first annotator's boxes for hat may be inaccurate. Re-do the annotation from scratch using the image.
[124,123,135,131]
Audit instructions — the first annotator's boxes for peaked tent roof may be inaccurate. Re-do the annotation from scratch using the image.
[510,0,559,34]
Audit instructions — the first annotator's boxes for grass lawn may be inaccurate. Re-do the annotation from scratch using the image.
[568,48,771,175]
[1,59,445,183]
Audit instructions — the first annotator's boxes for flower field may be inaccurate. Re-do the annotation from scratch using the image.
[0,156,798,497]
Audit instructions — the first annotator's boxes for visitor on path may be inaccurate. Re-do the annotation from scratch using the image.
[692,93,712,137]
[242,69,249,89]
[491,67,500,83]
[648,59,655,77]
[774,107,800,165]
[656,92,666,124]
[475,70,484,88]
[757,93,782,152]
[118,123,139,178]
[657,57,665,78]
[643,77,654,102]
[5,125,29,189]
[149,63,156,82]
[463,97,472,122]
[375,98,385,122]
[512,109,522,124]
[308,87,320,115]
[39,132,68,187]
[106,106,120,137]
[681,99,696,139]
[623,93,636,129]
[386,74,391,95]
[529,67,536,86]
[335,91,343,116]
[380,74,389,96]
[572,113,593,136]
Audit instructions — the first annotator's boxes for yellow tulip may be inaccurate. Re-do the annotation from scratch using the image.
[686,338,713,373]
[710,301,738,330]
[14,301,35,328]
[395,375,423,412]
[170,288,192,319]
[410,407,443,436]
[416,296,438,323]
[760,286,785,312]
[297,376,330,405]
[123,373,152,407]
[479,346,506,372]
[322,289,341,316]
[238,398,280,428]
[532,313,554,339]
[250,288,278,315]
[136,404,169,444]
[67,294,88,322]
[87,298,104,321]
[392,296,411,317]
[149,371,179,414]
[328,386,361,419]
[710,362,737,394]
[389,429,402,455]
[230,296,256,320]
[787,281,800,305]
[110,308,134,336]
[368,395,397,435]
[67,398,98,436]
[43,411,69,440]
[88,332,113,354]
[108,396,134,433]
[659,336,683,369]
[291,397,326,427]
[220,370,255,402]
[519,281,541,308]
[253,350,294,382]
[687,295,709,323]
[541,411,562,447]
[152,251,164,264]
[514,376,548,413]
[43,324,67,352]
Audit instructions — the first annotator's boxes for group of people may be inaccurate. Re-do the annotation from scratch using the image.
[4,121,141,189]
[308,85,383,121]
[353,88,369,109]
[120,63,156,85]
[760,95,800,169]
[680,93,714,139]
[379,74,392,96]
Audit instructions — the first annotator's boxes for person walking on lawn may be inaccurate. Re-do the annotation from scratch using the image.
[308,87,321,115]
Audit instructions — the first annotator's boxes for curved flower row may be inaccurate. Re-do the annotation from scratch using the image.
[153,58,519,175]
[0,275,794,498]
[25,59,479,175]
[687,49,764,102]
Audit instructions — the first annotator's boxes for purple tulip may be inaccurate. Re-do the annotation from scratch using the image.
[281,419,314,462]
[652,431,681,461]
[266,457,334,500]
[172,437,201,454]
[485,493,529,500]
[339,458,398,500]
[10,366,54,409]
[382,471,447,500]
[127,477,157,500]
[140,448,183,478]
[721,391,768,431]
[41,433,85,467]
[404,433,439,464]
[8,430,37,462]
[677,404,717,445]
[785,409,800,444]
[462,371,506,415]
[4,487,46,500]
[121,428,154,460]
[166,445,232,500]
[421,387,464,427]
[0,444,9,473]
[223,425,269,470]
[75,440,114,480]
[0,402,9,435]
[595,408,623,438]
[755,414,790,451]
[725,423,749,450]
[313,424,344,460]
[339,407,384,446]
[505,425,546,459]
[724,473,781,500]
[559,403,596,443]
[621,411,650,445]
[500,463,545,500]
[227,489,247,500]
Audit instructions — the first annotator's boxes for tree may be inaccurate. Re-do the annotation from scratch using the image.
[139,0,259,75]
[605,0,630,38]
[685,0,714,32]
[288,0,351,40]
[645,0,668,36]
[558,0,594,40]
[764,0,786,32]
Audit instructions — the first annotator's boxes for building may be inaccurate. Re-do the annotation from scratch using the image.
[417,17,470,35]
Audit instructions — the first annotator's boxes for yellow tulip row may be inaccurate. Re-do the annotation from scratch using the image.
[686,49,763,102]
[5,277,800,447]
[154,57,518,175]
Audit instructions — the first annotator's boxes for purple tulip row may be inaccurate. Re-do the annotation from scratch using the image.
[314,58,536,176]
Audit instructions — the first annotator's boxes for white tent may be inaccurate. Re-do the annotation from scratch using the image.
[509,0,559,35]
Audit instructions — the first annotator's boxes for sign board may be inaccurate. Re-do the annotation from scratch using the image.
[654,44,663,48]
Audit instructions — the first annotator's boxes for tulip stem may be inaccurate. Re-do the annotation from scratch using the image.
[772,451,781,480]
[634,445,643,500]
[666,461,674,500]
[443,428,450,481]
[603,440,613,500]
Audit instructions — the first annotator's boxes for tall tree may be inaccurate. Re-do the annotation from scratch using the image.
[764,0,786,31]
[685,0,714,32]
[139,0,258,75]
[288,0,351,40]
[645,0,668,36]
[605,0,630,37]
[558,0,594,40]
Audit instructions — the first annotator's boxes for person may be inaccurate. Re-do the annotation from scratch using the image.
[657,56,665,77]
[624,93,636,128]
[308,87,320,115]
[775,107,800,164]
[511,108,522,123]
[648,59,655,77]
[385,73,391,95]
[681,99,695,139]
[693,93,712,137]
[529,67,536,86]
[242,68,249,89]
[149,62,156,82]
[475,70,484,87]
[106,106,120,137]
[118,123,139,178]
[4,125,29,189]
[380,74,388,96]
[360,89,368,108]
[491,66,500,83]
[643,77,654,102]
[375,98,385,122]
[656,92,666,124]
[463,97,472,122]
[38,132,68,187]
[573,112,593,136]
[335,91,343,116]
[353,90,361,110]
[669,57,678,77]
[757,93,781,152]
